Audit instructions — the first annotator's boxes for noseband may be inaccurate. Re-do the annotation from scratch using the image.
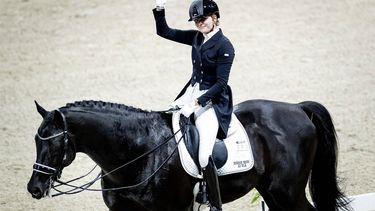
[33,109,71,179]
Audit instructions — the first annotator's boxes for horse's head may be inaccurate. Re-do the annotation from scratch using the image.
[27,101,76,199]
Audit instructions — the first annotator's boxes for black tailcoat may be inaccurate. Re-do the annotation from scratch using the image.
[153,9,235,139]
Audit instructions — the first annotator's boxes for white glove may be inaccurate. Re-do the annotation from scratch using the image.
[155,0,167,9]
[180,101,199,118]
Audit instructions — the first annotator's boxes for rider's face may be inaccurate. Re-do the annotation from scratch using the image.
[195,16,214,34]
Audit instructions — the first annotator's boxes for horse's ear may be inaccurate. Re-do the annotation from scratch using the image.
[35,100,48,118]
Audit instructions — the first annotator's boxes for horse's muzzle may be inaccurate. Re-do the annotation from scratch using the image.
[27,176,50,199]
[27,185,44,199]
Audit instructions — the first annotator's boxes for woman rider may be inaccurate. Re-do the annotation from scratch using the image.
[153,0,235,210]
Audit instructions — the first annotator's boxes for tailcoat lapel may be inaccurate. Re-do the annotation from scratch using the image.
[201,29,223,52]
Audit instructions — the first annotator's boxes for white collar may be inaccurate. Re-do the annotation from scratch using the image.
[203,27,220,44]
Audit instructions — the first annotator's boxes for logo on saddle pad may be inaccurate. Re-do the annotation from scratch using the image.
[172,113,254,178]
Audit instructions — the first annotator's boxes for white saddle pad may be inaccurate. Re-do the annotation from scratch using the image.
[172,113,254,178]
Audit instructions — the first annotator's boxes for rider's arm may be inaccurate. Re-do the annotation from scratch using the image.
[197,40,235,107]
[153,8,197,46]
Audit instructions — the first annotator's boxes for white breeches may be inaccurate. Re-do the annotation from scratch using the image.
[195,106,219,168]
[170,83,219,168]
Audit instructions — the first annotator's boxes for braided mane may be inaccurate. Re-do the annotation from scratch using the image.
[61,100,150,114]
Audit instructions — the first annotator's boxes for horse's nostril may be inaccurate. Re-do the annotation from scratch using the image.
[29,187,43,199]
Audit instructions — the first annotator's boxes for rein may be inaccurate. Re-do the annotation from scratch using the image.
[52,130,186,196]
[34,108,188,196]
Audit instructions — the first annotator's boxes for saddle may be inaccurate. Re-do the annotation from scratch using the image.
[172,113,254,178]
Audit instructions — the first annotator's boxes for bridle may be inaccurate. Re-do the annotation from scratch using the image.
[32,107,187,197]
[33,109,70,180]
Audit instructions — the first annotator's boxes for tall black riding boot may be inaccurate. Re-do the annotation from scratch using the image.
[202,156,222,211]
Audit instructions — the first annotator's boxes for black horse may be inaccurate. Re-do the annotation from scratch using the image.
[27,100,351,211]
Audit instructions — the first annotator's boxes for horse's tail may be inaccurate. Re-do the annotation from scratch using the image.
[300,101,351,211]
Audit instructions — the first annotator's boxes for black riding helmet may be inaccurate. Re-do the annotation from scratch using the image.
[188,0,220,22]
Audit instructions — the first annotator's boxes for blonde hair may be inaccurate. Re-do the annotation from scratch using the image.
[211,14,220,26]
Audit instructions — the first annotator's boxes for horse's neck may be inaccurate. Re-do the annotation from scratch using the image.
[65,108,171,172]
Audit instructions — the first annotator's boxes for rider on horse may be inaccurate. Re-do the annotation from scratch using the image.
[153,0,235,210]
